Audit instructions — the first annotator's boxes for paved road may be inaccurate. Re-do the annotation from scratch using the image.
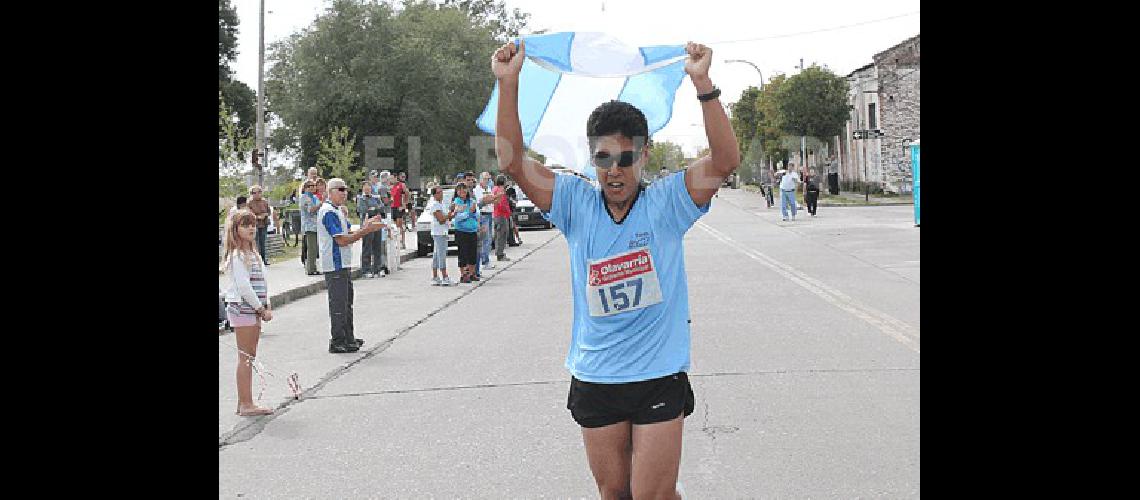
[218,188,919,498]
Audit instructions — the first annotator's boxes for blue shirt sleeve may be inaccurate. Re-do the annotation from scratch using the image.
[644,171,710,238]
[548,174,597,238]
[322,210,345,237]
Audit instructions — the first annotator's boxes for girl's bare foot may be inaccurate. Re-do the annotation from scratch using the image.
[237,405,273,416]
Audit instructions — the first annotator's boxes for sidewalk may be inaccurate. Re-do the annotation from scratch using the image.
[218,228,563,442]
[219,226,422,311]
[740,185,913,207]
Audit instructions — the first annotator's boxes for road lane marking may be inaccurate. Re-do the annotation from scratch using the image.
[695,220,920,353]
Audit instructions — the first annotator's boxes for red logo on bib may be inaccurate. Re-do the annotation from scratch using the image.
[588,249,654,287]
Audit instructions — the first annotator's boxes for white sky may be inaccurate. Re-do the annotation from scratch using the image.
[232,0,919,157]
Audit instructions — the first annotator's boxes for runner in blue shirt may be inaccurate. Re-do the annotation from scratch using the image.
[492,40,740,498]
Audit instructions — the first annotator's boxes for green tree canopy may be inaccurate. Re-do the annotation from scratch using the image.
[219,0,239,81]
[775,66,850,138]
[646,140,686,173]
[267,0,526,183]
[318,126,362,188]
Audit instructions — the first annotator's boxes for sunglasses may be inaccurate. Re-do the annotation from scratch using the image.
[333,187,347,192]
[593,150,642,169]
[251,191,262,194]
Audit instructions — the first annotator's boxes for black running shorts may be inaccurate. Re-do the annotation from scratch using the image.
[567,371,695,428]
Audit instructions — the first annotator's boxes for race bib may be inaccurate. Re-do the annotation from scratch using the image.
[586,247,663,317]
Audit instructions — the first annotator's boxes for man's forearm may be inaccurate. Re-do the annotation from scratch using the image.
[495,77,525,176]
[693,76,740,176]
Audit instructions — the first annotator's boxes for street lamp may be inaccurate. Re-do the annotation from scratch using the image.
[256,0,266,187]
[724,59,764,90]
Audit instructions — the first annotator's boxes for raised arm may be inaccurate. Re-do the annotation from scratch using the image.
[492,40,555,212]
[681,42,741,207]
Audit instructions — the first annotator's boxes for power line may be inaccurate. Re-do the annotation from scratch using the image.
[708,11,919,45]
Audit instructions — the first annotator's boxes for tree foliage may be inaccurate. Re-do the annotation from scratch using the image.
[219,0,239,81]
[647,140,686,172]
[220,93,255,173]
[775,66,850,138]
[267,0,525,183]
[318,126,362,187]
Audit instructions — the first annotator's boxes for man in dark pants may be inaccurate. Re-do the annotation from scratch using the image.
[317,178,383,353]
[246,185,271,265]
[804,169,820,216]
[356,181,383,278]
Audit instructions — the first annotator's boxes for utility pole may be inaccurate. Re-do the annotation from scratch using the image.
[256,0,266,187]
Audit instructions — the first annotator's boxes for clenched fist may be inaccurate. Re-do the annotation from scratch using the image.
[492,39,526,82]
[684,42,712,79]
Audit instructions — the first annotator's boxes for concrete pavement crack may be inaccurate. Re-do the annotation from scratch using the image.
[219,233,561,450]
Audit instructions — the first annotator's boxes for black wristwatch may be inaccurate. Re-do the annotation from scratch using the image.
[697,87,721,102]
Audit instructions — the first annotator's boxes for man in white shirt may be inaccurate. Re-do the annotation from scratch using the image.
[318,178,383,353]
[472,171,501,273]
[779,164,801,221]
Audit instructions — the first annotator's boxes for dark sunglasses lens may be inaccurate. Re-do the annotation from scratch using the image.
[336,187,347,192]
[618,151,639,167]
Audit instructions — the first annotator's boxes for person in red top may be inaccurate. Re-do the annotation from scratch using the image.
[389,174,407,249]
[492,175,512,262]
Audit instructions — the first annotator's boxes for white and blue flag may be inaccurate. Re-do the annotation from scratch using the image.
[476,32,688,180]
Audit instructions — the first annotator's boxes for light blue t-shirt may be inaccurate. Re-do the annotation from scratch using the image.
[451,196,479,233]
[549,171,709,383]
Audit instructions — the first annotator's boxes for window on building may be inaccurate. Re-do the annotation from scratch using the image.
[868,103,877,129]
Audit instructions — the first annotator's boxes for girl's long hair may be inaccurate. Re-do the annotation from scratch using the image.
[220,209,261,273]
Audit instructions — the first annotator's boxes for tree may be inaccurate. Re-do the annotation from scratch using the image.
[647,140,686,172]
[266,0,526,182]
[775,65,850,148]
[317,126,361,187]
[440,0,530,41]
[220,93,254,174]
[755,74,792,168]
[219,0,239,81]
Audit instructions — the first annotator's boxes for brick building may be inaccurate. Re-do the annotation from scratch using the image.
[837,34,920,194]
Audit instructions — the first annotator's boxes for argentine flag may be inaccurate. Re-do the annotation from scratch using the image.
[476,32,688,180]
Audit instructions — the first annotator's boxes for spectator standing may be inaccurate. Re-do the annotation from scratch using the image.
[450,182,479,283]
[246,185,271,265]
[299,180,320,275]
[390,173,408,249]
[221,209,274,417]
[779,163,800,221]
[472,171,500,272]
[505,180,522,246]
[425,186,453,286]
[317,178,382,353]
[357,181,384,278]
[492,175,512,262]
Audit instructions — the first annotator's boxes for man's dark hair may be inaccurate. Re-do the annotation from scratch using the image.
[236,195,247,206]
[495,175,506,186]
[464,171,475,178]
[586,100,649,153]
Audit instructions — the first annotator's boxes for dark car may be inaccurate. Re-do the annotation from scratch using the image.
[512,186,552,230]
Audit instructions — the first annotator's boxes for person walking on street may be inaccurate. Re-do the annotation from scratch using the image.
[425,185,453,286]
[300,180,321,275]
[246,185,271,265]
[779,164,800,221]
[492,175,513,261]
[803,168,820,217]
[450,182,479,283]
[318,178,383,353]
[221,209,275,417]
[492,39,739,499]
[357,181,384,277]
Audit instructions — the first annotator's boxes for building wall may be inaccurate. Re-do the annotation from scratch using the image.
[874,35,920,194]
[844,65,880,190]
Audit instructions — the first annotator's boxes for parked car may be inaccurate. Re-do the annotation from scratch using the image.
[415,185,456,257]
[512,186,553,230]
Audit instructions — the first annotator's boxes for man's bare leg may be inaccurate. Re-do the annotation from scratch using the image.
[630,415,684,499]
[582,421,633,500]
